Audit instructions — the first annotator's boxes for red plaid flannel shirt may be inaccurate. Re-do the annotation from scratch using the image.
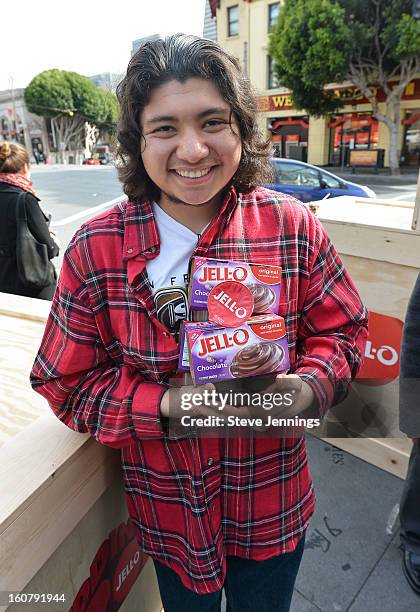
[31,187,368,593]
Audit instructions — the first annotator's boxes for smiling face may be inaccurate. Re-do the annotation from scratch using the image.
[140,78,242,213]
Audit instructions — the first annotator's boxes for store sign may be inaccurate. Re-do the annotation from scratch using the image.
[70,519,148,612]
[257,94,293,111]
[257,79,419,112]
[349,149,379,167]
[329,81,418,103]
[356,311,403,386]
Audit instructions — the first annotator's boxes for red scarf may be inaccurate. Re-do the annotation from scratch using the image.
[0,172,37,197]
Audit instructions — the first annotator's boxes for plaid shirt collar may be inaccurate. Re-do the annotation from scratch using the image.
[122,185,239,264]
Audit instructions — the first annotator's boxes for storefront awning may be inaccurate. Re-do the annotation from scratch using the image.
[269,118,309,131]
[402,113,420,125]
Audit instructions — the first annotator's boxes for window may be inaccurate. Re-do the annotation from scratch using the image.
[320,171,341,189]
[268,2,280,30]
[278,162,320,187]
[267,55,279,89]
[227,5,239,36]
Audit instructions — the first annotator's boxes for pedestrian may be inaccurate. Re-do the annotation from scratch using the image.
[30,35,368,612]
[0,141,59,300]
[399,273,420,596]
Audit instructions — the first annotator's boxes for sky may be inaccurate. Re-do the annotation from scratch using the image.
[1,0,207,92]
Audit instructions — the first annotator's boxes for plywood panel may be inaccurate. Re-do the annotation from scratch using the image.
[338,255,419,320]
[322,219,420,268]
[322,437,411,479]
[0,311,49,447]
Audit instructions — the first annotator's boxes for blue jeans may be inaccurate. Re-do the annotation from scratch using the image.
[400,441,420,554]
[153,533,306,612]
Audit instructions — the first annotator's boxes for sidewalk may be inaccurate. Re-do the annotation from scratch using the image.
[30,163,113,173]
[332,167,418,186]
[219,435,418,612]
[291,435,418,611]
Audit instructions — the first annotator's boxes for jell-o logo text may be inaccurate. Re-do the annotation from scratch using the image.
[212,288,249,319]
[198,266,248,283]
[197,329,249,357]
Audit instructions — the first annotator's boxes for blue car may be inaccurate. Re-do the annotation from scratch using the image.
[266,158,376,202]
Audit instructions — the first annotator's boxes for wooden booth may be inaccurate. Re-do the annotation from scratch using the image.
[0,187,418,609]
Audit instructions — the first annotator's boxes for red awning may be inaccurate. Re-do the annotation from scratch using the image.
[269,118,309,130]
[402,113,420,126]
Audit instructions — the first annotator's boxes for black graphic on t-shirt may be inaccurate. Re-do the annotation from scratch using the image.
[149,273,189,290]
[154,286,189,338]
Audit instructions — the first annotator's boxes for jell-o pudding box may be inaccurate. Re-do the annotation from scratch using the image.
[189,257,282,315]
[186,314,290,385]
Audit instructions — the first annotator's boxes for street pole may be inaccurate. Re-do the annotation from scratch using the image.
[8,76,18,142]
[411,168,420,230]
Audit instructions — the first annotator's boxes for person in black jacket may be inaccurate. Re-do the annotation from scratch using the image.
[399,273,420,595]
[0,141,59,300]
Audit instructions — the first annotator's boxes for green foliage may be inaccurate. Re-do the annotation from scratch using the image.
[98,89,119,129]
[24,69,118,127]
[269,0,352,115]
[24,69,74,118]
[390,13,420,58]
[269,0,419,115]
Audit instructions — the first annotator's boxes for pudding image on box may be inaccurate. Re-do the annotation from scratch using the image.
[189,258,282,314]
[186,314,290,385]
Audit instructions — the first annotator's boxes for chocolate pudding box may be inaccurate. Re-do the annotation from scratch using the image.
[189,257,282,314]
[185,315,290,384]
[178,320,211,372]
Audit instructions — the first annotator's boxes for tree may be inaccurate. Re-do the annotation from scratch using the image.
[269,0,420,174]
[96,88,119,147]
[25,70,118,162]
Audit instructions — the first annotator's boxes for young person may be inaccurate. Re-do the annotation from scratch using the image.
[31,35,368,611]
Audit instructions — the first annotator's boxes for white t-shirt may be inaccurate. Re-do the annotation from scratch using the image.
[146,202,202,338]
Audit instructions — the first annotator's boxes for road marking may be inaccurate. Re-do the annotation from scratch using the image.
[52,195,126,226]
[386,191,416,202]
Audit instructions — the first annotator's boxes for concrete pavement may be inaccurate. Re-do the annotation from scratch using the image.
[219,436,418,612]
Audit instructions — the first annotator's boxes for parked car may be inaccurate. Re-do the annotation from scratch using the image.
[266,158,376,202]
[82,157,100,165]
[94,145,112,165]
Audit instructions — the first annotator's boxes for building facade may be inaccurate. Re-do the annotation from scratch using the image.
[89,72,123,94]
[0,89,50,164]
[203,0,217,40]
[211,0,420,168]
[132,34,161,56]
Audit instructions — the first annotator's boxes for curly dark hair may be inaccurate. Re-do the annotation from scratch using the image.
[116,33,273,201]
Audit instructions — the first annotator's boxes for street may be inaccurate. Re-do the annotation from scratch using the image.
[31,165,418,272]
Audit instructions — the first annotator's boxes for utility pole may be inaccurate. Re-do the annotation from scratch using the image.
[411,169,420,230]
[8,76,18,142]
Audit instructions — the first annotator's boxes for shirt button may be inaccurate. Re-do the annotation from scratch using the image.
[207,458,214,466]
[127,248,133,254]
[163,331,170,338]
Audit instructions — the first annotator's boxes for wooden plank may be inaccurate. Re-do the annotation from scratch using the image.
[0,291,50,323]
[322,437,412,479]
[321,220,420,268]
[0,416,120,592]
[0,414,88,528]
[0,312,50,448]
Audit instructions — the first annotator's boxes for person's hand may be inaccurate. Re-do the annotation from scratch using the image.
[160,374,316,433]
[160,383,218,418]
[49,229,61,250]
[256,373,315,418]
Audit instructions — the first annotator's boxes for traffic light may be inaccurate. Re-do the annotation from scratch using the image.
[413,0,420,19]
[68,110,74,117]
